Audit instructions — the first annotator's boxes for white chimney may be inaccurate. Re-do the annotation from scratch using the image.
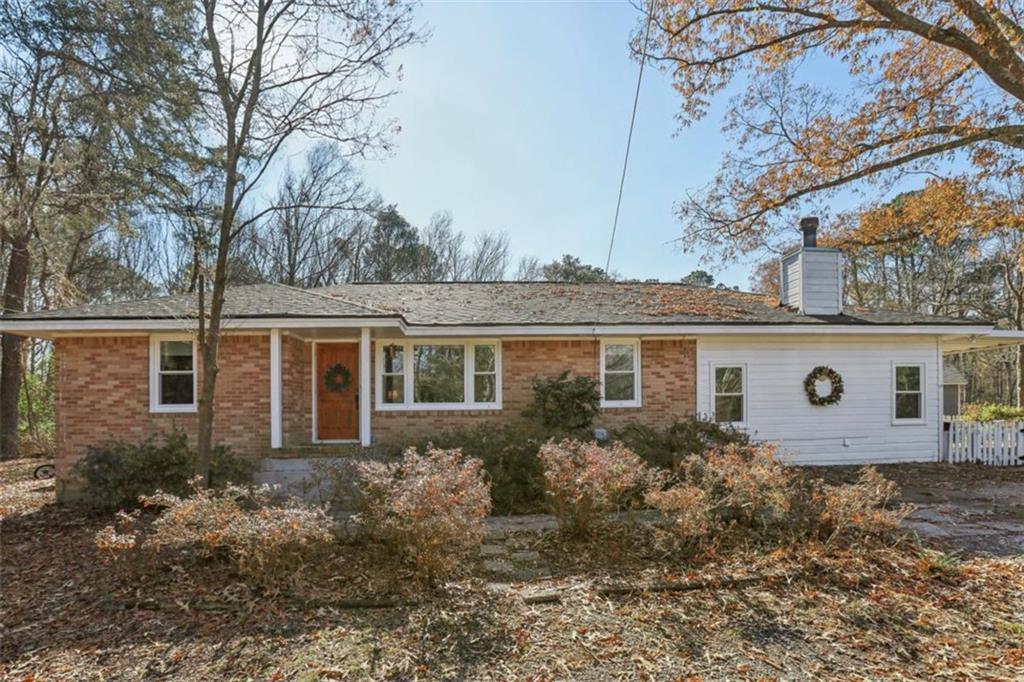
[779,217,843,315]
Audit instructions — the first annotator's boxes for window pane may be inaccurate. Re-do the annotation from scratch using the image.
[896,366,921,391]
[382,344,404,374]
[382,375,404,404]
[715,395,743,423]
[160,341,193,371]
[413,345,465,403]
[605,373,635,402]
[715,366,743,394]
[474,345,496,373]
[604,344,634,372]
[474,374,496,403]
[160,373,193,405]
[895,392,921,419]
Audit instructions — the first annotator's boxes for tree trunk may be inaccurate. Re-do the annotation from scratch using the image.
[1,232,31,459]
[193,176,238,484]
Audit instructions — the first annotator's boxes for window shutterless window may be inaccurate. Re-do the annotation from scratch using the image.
[380,344,405,404]
[713,365,745,424]
[149,335,197,412]
[894,364,923,421]
[600,339,641,408]
[376,339,501,410]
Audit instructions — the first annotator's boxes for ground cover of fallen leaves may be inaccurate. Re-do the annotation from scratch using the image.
[2,457,1023,681]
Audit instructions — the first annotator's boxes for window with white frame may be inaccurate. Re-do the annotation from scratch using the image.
[713,365,745,424]
[380,344,405,404]
[894,364,923,421]
[600,339,641,407]
[473,345,497,403]
[376,340,500,410]
[150,335,197,412]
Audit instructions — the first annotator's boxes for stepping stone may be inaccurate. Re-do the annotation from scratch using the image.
[484,582,511,595]
[522,589,561,604]
[483,559,515,574]
[480,544,506,557]
[513,566,553,581]
[510,550,541,562]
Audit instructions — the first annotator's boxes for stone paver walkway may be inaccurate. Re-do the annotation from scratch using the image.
[480,515,557,582]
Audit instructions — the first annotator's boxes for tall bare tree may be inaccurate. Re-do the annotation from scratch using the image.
[190,0,418,479]
[234,143,373,287]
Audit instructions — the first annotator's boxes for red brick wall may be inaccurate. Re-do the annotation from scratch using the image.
[54,334,270,499]
[281,334,309,446]
[369,338,696,443]
[53,334,697,492]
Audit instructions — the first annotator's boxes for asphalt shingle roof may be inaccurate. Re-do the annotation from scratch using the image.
[8,281,984,326]
[316,282,982,326]
[13,283,388,320]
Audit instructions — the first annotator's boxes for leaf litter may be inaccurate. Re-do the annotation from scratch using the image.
[2,458,1023,681]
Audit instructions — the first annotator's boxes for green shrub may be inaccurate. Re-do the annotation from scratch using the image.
[75,431,255,512]
[525,371,601,431]
[406,420,569,515]
[961,403,1024,422]
[613,418,751,470]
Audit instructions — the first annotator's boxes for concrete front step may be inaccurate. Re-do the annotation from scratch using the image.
[262,443,390,459]
[255,453,393,504]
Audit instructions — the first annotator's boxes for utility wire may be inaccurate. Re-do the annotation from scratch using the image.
[604,2,653,275]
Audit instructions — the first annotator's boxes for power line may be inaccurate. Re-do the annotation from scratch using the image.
[604,2,653,275]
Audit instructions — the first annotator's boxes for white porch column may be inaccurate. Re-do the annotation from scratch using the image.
[269,328,283,449]
[360,327,372,446]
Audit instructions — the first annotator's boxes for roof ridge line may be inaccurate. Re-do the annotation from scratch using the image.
[273,282,397,316]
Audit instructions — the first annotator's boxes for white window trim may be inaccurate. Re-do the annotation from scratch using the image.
[375,338,502,411]
[600,338,642,408]
[711,362,747,426]
[149,333,198,413]
[892,361,926,425]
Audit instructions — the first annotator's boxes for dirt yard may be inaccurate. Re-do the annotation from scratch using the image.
[2,458,1024,681]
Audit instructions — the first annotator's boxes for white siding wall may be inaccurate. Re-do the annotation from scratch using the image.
[799,249,843,315]
[696,335,942,465]
[780,253,801,308]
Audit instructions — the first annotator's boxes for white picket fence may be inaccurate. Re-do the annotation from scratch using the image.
[945,419,1024,466]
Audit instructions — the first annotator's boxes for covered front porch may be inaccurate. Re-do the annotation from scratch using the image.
[269,326,376,450]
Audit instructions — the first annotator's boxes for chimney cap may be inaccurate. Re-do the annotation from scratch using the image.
[800,216,819,247]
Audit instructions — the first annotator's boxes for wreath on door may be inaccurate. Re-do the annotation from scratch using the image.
[323,363,353,394]
[803,366,844,406]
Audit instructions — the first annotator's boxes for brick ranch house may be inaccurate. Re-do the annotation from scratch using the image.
[2,222,1021,500]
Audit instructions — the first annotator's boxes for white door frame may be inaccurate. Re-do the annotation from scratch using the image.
[312,338,361,444]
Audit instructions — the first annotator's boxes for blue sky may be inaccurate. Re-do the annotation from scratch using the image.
[360,1,757,287]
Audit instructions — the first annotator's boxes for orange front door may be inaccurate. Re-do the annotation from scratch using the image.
[317,343,359,441]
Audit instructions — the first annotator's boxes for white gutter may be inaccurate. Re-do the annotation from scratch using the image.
[398,323,996,337]
[941,329,1024,353]
[0,317,404,334]
[0,316,996,338]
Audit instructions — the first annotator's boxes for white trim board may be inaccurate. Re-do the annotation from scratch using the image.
[0,316,999,340]
[149,333,198,414]
[374,337,503,412]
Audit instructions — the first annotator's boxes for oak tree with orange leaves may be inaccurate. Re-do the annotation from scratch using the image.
[642,1,1024,257]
